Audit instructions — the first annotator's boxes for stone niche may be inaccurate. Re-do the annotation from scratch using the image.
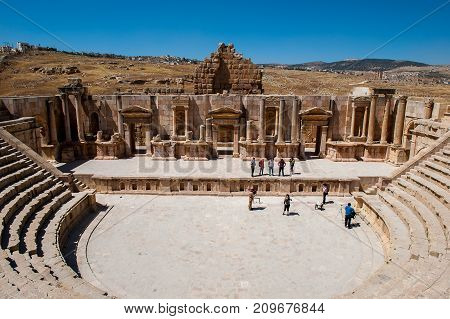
[193,43,263,95]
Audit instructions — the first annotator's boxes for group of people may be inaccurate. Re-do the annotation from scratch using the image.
[250,157,297,177]
[247,184,356,229]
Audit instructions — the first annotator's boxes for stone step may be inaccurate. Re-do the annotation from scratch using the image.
[380,256,447,298]
[24,190,73,255]
[7,183,67,252]
[442,149,450,157]
[419,255,450,298]
[0,165,37,196]
[432,155,450,167]
[0,158,30,178]
[406,173,450,208]
[6,251,77,298]
[0,169,50,211]
[345,262,409,298]
[0,250,45,298]
[0,151,26,166]
[39,193,110,298]
[387,185,447,257]
[0,144,14,157]
[396,178,450,245]
[423,160,450,178]
[0,177,57,247]
[413,166,450,192]
[379,190,429,259]
[0,168,47,210]
[362,195,411,264]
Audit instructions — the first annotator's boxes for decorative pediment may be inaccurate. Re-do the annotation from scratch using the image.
[352,96,371,103]
[299,107,332,117]
[120,105,152,120]
[208,107,242,119]
[299,107,332,125]
[121,105,152,114]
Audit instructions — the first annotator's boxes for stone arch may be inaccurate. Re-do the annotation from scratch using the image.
[402,119,416,148]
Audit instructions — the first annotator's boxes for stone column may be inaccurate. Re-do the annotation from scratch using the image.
[199,125,206,142]
[124,124,132,157]
[48,101,58,145]
[60,94,72,142]
[233,124,239,157]
[239,117,246,141]
[276,98,285,143]
[74,94,85,142]
[409,134,417,160]
[291,98,299,143]
[275,109,279,136]
[366,94,378,143]
[299,119,306,158]
[246,120,253,142]
[361,106,368,138]
[424,98,434,119]
[380,94,392,144]
[206,118,212,142]
[172,107,177,138]
[320,126,328,157]
[327,119,333,142]
[117,95,124,136]
[145,124,152,155]
[258,98,265,143]
[349,100,356,137]
[184,106,189,140]
[393,96,408,146]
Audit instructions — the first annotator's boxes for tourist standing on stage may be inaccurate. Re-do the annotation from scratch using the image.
[289,157,295,175]
[278,158,286,176]
[250,157,256,177]
[259,158,265,176]
[268,158,274,176]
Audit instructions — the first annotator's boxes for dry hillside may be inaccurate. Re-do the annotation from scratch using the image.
[0,51,449,102]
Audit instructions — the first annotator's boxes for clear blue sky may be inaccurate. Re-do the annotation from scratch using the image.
[1,0,449,64]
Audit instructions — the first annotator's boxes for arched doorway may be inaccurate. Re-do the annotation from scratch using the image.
[120,105,153,156]
[299,107,332,158]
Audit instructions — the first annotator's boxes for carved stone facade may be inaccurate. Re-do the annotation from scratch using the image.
[193,43,263,95]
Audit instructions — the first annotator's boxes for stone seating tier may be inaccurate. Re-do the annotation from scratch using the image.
[0,130,111,299]
[348,137,450,298]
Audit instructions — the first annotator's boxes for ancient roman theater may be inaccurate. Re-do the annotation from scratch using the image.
[0,44,449,298]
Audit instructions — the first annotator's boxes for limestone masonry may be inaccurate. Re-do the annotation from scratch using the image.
[0,43,449,299]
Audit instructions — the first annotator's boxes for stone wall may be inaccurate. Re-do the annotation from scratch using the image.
[193,43,263,95]
[0,91,445,162]
[74,173,360,197]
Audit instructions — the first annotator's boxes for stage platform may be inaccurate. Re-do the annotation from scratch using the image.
[59,157,395,180]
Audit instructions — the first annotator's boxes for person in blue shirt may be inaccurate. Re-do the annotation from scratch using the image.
[344,203,355,229]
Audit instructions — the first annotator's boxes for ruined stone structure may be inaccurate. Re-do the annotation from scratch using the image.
[1,78,446,166]
[193,43,263,95]
[0,44,449,299]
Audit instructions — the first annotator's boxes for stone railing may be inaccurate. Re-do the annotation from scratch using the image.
[73,174,360,196]
[0,126,76,189]
[0,117,39,151]
[353,192,391,262]
[380,129,450,188]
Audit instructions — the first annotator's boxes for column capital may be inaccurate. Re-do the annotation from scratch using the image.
[398,95,408,102]
[425,98,434,107]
